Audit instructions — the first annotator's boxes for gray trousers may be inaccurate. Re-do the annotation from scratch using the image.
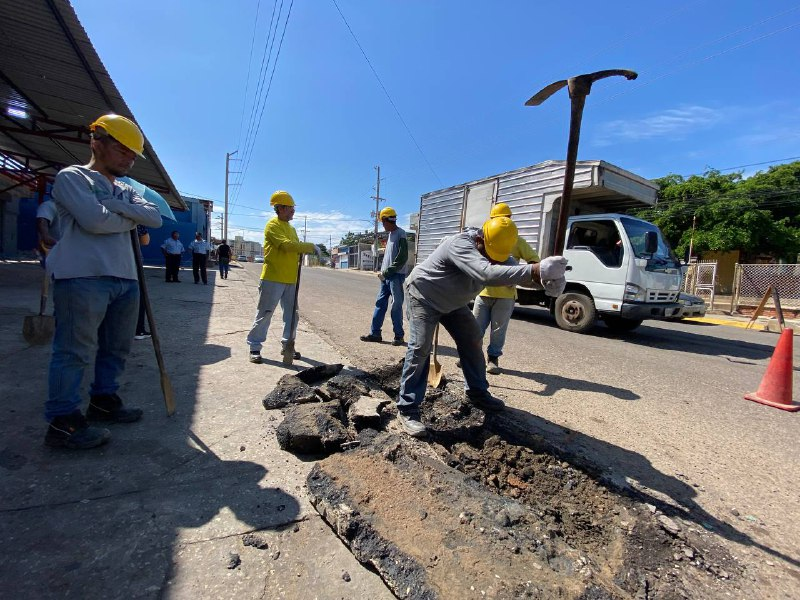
[246,279,298,352]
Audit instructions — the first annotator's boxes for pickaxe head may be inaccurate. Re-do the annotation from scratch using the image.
[525,69,637,106]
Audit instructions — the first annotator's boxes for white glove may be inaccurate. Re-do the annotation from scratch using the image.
[540,256,568,280]
[313,245,323,260]
[543,276,567,298]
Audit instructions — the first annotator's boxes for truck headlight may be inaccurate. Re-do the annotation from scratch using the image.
[624,283,645,302]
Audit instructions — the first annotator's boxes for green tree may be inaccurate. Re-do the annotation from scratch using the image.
[339,231,374,246]
[633,164,800,261]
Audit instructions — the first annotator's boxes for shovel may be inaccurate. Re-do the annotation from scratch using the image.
[23,273,55,345]
[282,257,303,366]
[427,324,444,388]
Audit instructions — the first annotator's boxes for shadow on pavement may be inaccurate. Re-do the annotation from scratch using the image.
[511,306,778,361]
[0,262,300,598]
[491,406,800,569]
[498,369,641,400]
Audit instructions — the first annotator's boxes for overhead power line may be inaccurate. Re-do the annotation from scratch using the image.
[331,0,442,186]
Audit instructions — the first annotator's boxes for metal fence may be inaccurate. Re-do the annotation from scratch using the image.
[682,261,717,306]
[731,264,800,312]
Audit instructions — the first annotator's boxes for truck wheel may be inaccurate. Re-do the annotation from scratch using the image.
[554,293,596,333]
[602,315,643,332]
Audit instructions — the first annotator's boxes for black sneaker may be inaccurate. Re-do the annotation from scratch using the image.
[280,344,301,360]
[466,393,505,412]
[360,334,382,343]
[249,351,263,364]
[45,411,110,449]
[397,412,427,437]
[86,394,143,423]
[486,355,501,375]
[392,338,405,346]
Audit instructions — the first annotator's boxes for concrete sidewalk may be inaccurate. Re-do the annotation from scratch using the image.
[0,260,391,599]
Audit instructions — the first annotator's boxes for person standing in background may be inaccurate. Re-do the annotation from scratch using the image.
[217,239,231,280]
[161,230,184,282]
[188,232,211,285]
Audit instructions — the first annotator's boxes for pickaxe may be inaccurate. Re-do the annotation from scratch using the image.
[526,69,638,254]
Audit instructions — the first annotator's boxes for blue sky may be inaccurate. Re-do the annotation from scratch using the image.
[72,0,800,245]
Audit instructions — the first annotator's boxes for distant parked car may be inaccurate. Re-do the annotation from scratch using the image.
[254,256,264,263]
[668,293,707,320]
[237,255,247,261]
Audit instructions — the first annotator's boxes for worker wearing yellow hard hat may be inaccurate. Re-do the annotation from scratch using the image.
[474,202,540,375]
[43,113,162,449]
[394,215,568,437]
[246,190,322,363]
[360,206,409,345]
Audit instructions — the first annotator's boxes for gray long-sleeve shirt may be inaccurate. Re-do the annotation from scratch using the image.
[47,165,163,280]
[406,229,533,314]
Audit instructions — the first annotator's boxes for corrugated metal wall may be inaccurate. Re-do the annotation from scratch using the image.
[416,161,597,262]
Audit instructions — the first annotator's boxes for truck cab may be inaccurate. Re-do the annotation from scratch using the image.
[542,214,682,332]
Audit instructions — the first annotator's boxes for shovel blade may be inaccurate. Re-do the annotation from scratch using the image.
[282,340,295,366]
[22,314,55,345]
[427,358,443,388]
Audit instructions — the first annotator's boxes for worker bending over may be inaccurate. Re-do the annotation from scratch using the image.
[396,217,567,437]
[247,190,321,363]
[473,203,539,374]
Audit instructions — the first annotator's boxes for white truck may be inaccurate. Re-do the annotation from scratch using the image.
[414,160,683,333]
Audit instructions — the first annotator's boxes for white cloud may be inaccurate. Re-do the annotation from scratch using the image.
[593,105,724,146]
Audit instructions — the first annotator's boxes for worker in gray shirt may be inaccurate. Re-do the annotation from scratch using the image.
[44,114,162,450]
[396,217,568,437]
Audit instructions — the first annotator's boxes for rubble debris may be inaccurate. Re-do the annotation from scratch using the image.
[241,533,269,550]
[263,361,744,599]
[275,401,348,454]
[226,553,241,569]
[342,571,351,582]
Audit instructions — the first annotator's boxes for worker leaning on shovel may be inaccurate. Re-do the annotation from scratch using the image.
[396,217,568,438]
[44,114,162,450]
[246,190,322,364]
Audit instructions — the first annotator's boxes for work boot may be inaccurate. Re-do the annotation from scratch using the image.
[87,393,143,423]
[466,392,505,412]
[397,412,427,438]
[45,410,111,449]
[392,337,405,346]
[359,334,382,343]
[486,355,501,375]
[249,351,263,364]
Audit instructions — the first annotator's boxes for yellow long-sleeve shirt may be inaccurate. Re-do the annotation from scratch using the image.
[479,236,539,298]
[260,217,316,283]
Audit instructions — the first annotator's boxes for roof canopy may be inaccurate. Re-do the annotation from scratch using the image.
[0,0,185,210]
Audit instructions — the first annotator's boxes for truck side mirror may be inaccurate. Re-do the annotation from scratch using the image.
[644,231,658,254]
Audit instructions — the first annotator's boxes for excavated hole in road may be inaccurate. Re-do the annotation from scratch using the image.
[265,361,745,599]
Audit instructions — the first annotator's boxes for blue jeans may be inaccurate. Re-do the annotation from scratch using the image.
[397,295,489,415]
[46,277,139,420]
[473,295,516,357]
[370,274,405,339]
[219,258,230,277]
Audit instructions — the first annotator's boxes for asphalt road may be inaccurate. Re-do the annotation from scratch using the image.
[270,264,800,589]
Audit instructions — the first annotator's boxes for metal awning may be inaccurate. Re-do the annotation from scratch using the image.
[0,0,185,210]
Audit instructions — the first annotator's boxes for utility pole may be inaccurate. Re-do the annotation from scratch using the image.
[216,213,224,240]
[224,150,239,241]
[303,215,307,242]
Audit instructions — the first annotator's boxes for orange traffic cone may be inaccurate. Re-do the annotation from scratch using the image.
[745,329,798,412]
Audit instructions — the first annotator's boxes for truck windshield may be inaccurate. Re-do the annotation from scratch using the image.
[620,217,680,268]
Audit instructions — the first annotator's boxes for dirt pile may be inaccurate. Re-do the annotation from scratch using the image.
[264,363,745,599]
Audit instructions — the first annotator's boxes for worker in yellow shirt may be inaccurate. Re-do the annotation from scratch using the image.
[246,190,321,363]
[473,203,539,374]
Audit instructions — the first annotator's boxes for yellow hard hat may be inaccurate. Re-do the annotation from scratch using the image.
[89,114,145,157]
[270,190,295,207]
[482,216,518,262]
[490,202,512,218]
[379,206,397,220]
